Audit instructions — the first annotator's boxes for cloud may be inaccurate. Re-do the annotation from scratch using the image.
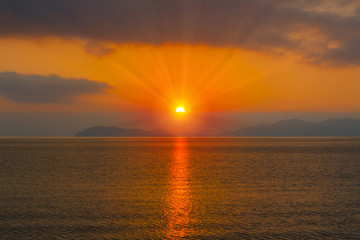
[85,40,115,58]
[0,0,360,65]
[0,72,111,103]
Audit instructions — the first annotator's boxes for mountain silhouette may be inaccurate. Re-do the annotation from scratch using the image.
[75,126,173,137]
[76,118,360,137]
[227,118,360,136]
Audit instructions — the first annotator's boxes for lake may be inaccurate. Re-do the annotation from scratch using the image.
[1,137,360,239]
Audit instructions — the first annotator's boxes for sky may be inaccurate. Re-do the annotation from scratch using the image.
[1,0,360,136]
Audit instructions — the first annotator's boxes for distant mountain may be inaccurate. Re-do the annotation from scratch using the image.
[75,126,173,137]
[77,118,360,137]
[226,118,360,137]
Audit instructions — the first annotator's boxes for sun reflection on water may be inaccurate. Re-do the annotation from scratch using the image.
[165,137,193,239]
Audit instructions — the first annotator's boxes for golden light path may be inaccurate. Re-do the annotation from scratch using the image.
[165,138,193,239]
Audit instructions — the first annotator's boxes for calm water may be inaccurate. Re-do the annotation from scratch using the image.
[1,137,360,239]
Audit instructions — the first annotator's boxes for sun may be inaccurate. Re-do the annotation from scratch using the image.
[176,106,185,113]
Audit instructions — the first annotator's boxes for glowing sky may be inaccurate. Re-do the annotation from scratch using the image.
[1,0,360,136]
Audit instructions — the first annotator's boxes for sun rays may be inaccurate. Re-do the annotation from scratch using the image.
[106,44,265,112]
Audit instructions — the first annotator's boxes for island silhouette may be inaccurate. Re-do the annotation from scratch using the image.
[75,118,360,137]
[75,126,173,137]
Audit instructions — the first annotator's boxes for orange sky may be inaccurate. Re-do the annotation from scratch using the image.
[1,0,360,136]
[1,37,360,114]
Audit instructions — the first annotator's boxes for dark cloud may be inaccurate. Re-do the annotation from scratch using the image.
[0,0,360,65]
[85,40,115,58]
[0,72,111,103]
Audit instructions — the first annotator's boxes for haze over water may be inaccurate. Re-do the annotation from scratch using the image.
[1,137,360,239]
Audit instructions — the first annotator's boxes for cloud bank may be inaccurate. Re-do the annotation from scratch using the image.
[1,0,360,65]
[0,72,110,103]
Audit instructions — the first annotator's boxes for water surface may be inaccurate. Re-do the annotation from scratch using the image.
[1,137,360,239]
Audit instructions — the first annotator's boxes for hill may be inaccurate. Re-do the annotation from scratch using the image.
[75,126,173,137]
[227,118,360,137]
